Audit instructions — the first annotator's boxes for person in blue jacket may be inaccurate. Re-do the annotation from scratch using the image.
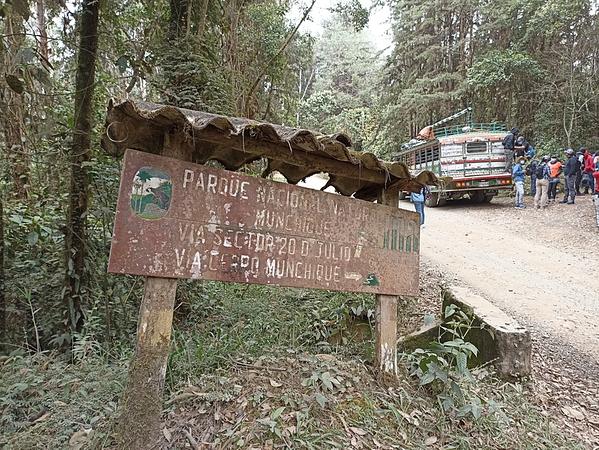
[512,158,526,208]
[410,187,426,225]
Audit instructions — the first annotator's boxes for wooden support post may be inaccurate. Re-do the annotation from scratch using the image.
[375,186,400,377]
[117,277,178,449]
[116,134,192,449]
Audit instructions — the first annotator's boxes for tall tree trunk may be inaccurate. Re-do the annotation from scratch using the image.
[1,14,29,198]
[63,0,101,335]
[0,198,5,352]
[168,0,189,41]
[36,0,50,64]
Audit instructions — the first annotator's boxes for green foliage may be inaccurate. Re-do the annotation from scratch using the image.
[379,0,599,148]
[467,50,546,89]
[0,353,127,448]
[406,304,498,420]
[329,0,370,31]
[166,280,375,386]
[299,18,382,151]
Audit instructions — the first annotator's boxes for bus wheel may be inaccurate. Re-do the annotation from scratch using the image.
[470,191,485,203]
[483,194,494,203]
[426,192,445,207]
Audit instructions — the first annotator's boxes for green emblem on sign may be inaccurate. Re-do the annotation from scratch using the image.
[130,166,172,220]
[363,273,380,286]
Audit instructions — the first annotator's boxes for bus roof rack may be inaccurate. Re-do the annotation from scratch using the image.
[434,122,507,138]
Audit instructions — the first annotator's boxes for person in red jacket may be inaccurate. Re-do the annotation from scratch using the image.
[582,148,595,194]
[593,162,599,228]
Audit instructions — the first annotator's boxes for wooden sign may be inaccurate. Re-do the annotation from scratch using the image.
[109,149,420,295]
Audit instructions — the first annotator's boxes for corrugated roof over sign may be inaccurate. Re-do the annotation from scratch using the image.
[101,100,438,201]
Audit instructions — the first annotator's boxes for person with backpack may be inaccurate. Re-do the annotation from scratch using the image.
[410,187,427,226]
[561,148,577,204]
[502,127,518,171]
[512,158,526,209]
[534,156,551,209]
[548,156,562,202]
[526,158,538,196]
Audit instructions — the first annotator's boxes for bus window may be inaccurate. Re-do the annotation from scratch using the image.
[466,142,488,153]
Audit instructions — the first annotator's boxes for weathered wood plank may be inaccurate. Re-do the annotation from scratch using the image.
[108,150,421,296]
[116,277,178,449]
[375,187,403,377]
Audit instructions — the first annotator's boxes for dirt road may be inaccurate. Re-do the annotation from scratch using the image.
[410,195,599,360]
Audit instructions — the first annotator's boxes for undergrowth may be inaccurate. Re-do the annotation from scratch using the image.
[0,282,585,449]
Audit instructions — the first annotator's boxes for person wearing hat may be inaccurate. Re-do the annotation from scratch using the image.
[534,155,551,209]
[561,148,577,204]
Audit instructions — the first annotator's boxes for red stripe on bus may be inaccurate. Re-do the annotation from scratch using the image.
[443,158,506,164]
[451,174,511,181]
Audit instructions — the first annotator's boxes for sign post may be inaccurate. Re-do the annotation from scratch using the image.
[375,187,401,377]
[113,147,420,448]
[116,137,190,449]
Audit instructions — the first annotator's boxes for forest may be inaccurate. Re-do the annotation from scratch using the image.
[1,0,598,447]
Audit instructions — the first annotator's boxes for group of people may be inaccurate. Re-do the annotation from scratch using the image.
[511,146,599,209]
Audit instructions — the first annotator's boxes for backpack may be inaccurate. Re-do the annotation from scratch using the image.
[526,161,536,176]
[410,191,425,203]
[535,162,546,179]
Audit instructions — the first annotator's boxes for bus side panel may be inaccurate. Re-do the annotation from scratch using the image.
[439,143,464,178]
[490,142,509,175]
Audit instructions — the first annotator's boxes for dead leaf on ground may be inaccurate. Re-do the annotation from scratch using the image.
[269,379,282,388]
[69,429,92,450]
[562,406,585,421]
[424,435,438,446]
[349,426,367,436]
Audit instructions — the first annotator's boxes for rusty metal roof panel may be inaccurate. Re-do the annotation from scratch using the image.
[102,100,438,201]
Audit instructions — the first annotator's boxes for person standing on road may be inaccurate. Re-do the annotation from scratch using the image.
[548,156,562,202]
[527,158,538,197]
[410,187,426,226]
[534,156,550,209]
[512,158,526,208]
[503,127,518,171]
[561,149,577,204]
[582,148,595,194]
[593,163,599,227]
[575,151,584,195]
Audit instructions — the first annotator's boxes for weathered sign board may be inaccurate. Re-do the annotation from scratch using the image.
[109,149,420,296]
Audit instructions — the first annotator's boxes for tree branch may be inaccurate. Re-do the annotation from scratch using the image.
[243,0,317,117]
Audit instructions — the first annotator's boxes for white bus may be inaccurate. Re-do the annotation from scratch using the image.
[395,123,512,206]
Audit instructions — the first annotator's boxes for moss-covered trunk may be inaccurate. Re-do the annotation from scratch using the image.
[63,0,101,334]
[1,14,28,198]
[0,198,4,352]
